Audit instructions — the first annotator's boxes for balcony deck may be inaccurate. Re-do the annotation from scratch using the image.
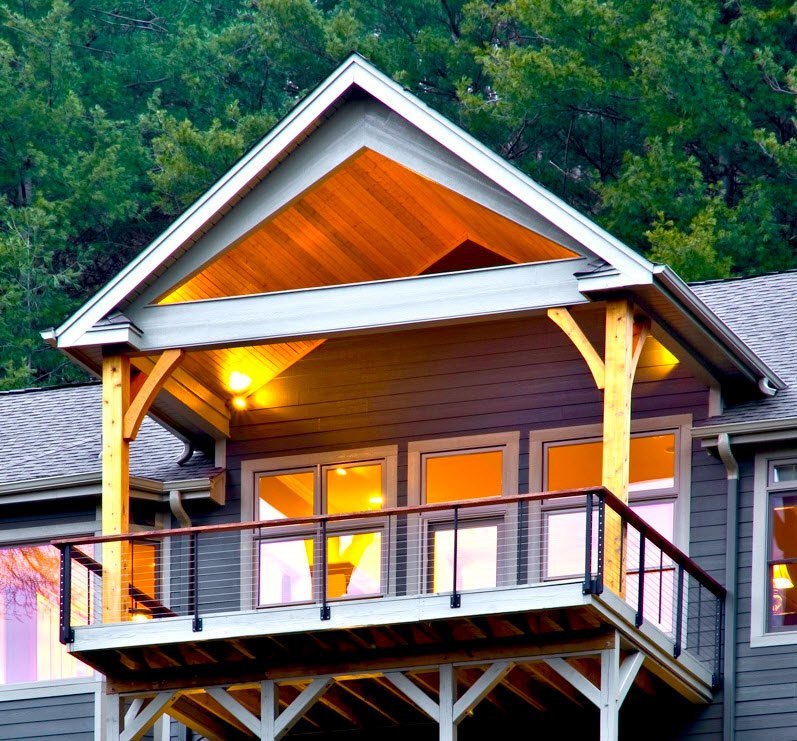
[55,489,723,739]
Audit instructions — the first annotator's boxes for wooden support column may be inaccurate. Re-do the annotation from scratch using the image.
[102,353,131,623]
[601,299,634,596]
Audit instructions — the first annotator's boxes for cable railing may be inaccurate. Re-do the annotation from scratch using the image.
[54,487,724,683]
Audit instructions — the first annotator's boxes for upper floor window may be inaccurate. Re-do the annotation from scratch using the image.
[0,543,94,684]
[250,447,397,608]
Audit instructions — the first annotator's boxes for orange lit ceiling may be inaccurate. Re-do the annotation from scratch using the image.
[149,149,579,402]
[157,149,576,304]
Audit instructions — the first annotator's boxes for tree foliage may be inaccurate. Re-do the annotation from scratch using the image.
[0,0,795,388]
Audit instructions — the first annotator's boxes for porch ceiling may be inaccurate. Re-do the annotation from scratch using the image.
[156,149,577,305]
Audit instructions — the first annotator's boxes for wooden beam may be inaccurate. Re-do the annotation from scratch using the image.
[130,356,230,439]
[124,260,588,352]
[453,661,513,724]
[617,652,644,706]
[602,299,634,596]
[123,349,185,441]
[204,687,260,736]
[439,664,456,741]
[547,307,606,389]
[274,677,332,739]
[384,671,439,721]
[631,316,651,376]
[102,354,130,623]
[544,658,601,707]
[120,692,176,741]
[336,679,399,725]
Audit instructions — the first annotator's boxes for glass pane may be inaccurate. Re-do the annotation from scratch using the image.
[546,435,676,492]
[626,501,675,569]
[259,471,314,520]
[770,494,797,630]
[773,463,797,483]
[0,545,93,684]
[326,532,382,598]
[326,464,384,514]
[546,511,595,579]
[258,539,314,606]
[130,541,157,603]
[425,451,503,503]
[432,525,498,592]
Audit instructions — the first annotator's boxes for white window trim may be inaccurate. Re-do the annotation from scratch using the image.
[408,432,520,594]
[528,414,693,554]
[751,450,797,647]
[240,446,398,610]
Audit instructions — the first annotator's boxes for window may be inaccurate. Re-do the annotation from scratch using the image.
[409,433,519,595]
[531,418,690,632]
[0,544,94,684]
[247,448,397,608]
[751,455,797,645]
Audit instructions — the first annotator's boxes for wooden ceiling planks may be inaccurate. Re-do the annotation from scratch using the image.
[153,149,577,405]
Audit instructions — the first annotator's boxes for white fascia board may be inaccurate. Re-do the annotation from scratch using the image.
[652,265,785,390]
[53,61,361,348]
[346,59,654,283]
[54,55,653,350]
[68,320,143,350]
[123,259,590,352]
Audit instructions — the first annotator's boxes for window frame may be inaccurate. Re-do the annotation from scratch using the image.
[408,432,520,595]
[529,415,692,586]
[241,446,398,610]
[751,451,797,647]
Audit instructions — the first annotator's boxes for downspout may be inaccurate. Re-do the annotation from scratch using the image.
[169,489,192,528]
[717,432,739,740]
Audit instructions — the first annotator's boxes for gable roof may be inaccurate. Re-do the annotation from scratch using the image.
[0,384,217,489]
[47,54,655,350]
[693,272,797,432]
[42,54,784,435]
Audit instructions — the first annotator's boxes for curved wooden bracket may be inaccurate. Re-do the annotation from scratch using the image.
[123,349,185,441]
[547,307,606,389]
[631,317,651,377]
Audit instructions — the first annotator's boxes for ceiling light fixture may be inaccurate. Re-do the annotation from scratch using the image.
[229,371,252,393]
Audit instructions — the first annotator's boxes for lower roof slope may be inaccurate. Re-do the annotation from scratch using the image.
[0,384,216,486]
[693,271,797,428]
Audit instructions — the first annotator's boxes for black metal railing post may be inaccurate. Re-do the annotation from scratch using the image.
[583,492,594,594]
[320,519,331,620]
[713,595,724,688]
[59,545,74,644]
[594,491,605,595]
[674,564,684,658]
[635,528,646,627]
[451,506,461,608]
[191,532,203,632]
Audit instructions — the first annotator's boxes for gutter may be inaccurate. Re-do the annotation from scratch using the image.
[717,433,739,740]
[653,265,785,393]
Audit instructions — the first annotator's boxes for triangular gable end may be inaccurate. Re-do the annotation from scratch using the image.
[51,54,655,350]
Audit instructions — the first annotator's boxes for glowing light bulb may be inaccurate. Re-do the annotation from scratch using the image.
[773,564,794,590]
[368,495,384,506]
[232,395,248,411]
[335,467,348,476]
[229,371,252,393]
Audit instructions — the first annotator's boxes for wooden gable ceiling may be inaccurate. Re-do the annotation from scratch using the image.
[152,149,579,404]
[157,149,577,305]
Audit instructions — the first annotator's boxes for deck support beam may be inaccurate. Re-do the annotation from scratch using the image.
[261,677,332,740]
[102,353,131,623]
[544,636,643,741]
[120,692,177,741]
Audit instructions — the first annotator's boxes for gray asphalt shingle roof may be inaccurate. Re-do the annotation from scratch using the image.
[0,383,216,486]
[692,270,797,427]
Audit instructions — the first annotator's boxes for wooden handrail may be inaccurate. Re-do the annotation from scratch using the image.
[52,487,603,546]
[53,485,725,601]
[602,490,726,598]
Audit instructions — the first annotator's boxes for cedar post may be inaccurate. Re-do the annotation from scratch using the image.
[102,353,131,622]
[601,299,634,596]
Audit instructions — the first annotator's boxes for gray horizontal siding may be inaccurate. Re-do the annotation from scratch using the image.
[0,692,94,740]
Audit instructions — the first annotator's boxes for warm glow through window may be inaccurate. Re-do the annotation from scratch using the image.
[425,450,503,503]
[0,545,93,684]
[546,434,676,492]
[769,494,797,631]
